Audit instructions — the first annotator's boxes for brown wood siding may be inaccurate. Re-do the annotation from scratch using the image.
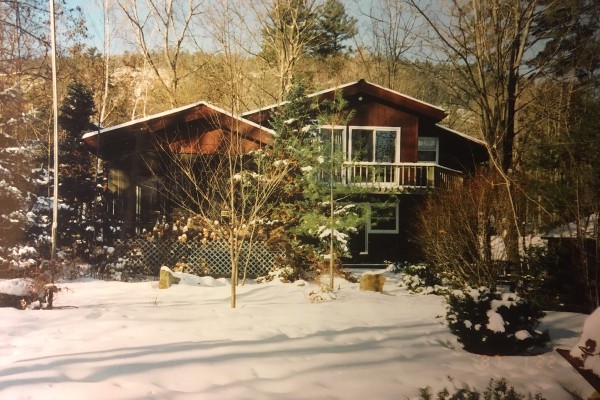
[346,95,419,163]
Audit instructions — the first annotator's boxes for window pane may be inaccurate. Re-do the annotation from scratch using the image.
[418,137,437,162]
[417,151,436,162]
[370,204,397,231]
[418,137,437,151]
[375,130,396,163]
[352,129,373,162]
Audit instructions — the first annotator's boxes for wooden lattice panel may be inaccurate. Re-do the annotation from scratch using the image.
[114,239,283,278]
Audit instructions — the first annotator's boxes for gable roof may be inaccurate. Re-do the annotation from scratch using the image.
[83,101,275,158]
[435,124,487,147]
[242,79,449,124]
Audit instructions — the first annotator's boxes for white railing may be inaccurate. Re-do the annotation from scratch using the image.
[336,162,463,191]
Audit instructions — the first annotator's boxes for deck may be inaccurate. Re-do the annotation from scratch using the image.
[326,162,463,192]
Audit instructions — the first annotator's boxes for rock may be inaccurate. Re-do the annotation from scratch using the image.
[359,273,386,293]
[159,267,180,289]
[0,293,28,309]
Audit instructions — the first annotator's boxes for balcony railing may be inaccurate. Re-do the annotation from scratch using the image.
[328,162,462,192]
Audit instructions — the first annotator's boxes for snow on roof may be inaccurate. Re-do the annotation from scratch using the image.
[544,213,598,239]
[83,101,275,139]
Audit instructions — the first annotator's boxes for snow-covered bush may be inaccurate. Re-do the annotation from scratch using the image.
[570,307,600,377]
[419,377,545,400]
[396,263,447,295]
[446,287,548,355]
[257,266,298,283]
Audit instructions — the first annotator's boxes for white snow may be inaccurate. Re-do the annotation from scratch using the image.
[570,307,600,376]
[0,278,33,296]
[0,274,595,399]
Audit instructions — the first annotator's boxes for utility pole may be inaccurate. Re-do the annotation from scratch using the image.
[49,0,59,306]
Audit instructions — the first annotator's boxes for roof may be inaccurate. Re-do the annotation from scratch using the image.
[544,213,598,240]
[242,79,448,123]
[83,102,275,158]
[435,124,487,147]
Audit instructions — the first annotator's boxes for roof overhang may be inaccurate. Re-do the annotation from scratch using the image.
[242,79,449,124]
[83,102,275,159]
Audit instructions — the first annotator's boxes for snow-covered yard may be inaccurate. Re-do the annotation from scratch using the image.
[0,272,595,400]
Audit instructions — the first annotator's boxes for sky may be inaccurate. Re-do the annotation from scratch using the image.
[65,0,376,55]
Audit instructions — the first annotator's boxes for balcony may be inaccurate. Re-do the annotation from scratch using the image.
[333,162,463,192]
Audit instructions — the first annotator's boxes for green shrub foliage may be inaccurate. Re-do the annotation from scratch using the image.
[446,288,548,355]
[398,262,446,295]
[420,378,546,400]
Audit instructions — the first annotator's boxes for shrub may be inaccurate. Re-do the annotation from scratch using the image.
[396,262,447,295]
[446,287,549,355]
[420,378,546,400]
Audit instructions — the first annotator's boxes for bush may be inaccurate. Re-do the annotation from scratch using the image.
[396,262,447,295]
[420,378,546,400]
[446,287,549,355]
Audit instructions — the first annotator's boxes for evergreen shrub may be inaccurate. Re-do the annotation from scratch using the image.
[419,378,546,400]
[395,262,446,295]
[446,287,549,355]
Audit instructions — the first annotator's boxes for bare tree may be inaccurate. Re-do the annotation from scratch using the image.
[257,0,322,101]
[356,0,419,89]
[116,0,204,109]
[415,172,513,289]
[151,115,294,308]
[407,0,539,266]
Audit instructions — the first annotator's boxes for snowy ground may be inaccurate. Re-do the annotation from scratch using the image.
[0,272,595,400]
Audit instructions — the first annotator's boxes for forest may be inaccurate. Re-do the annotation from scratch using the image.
[0,0,599,312]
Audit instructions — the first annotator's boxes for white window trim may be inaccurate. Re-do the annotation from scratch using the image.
[318,125,347,154]
[367,202,400,234]
[348,126,401,164]
[418,136,439,164]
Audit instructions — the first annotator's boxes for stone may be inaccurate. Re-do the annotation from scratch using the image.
[359,273,386,293]
[159,267,180,289]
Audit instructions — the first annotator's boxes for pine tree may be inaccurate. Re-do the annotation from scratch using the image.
[56,81,98,258]
[311,0,357,57]
[269,84,362,287]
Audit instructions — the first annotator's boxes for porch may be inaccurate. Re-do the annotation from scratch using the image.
[333,162,463,192]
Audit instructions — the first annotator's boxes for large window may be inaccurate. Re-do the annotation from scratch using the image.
[349,127,400,163]
[417,137,439,163]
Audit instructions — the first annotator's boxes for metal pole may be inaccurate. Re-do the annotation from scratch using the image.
[49,0,59,285]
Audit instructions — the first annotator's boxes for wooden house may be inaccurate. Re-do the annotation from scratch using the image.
[83,80,488,264]
[242,80,488,263]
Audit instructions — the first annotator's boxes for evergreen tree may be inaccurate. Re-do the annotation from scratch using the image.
[56,81,98,258]
[531,0,600,86]
[311,0,357,57]
[269,83,361,287]
[0,86,46,272]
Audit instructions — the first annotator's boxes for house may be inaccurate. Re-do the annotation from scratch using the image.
[242,80,488,263]
[83,101,274,237]
[83,79,488,265]
[542,213,599,311]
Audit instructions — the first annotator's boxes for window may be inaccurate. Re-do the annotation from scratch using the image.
[319,126,345,158]
[417,137,438,163]
[368,203,399,234]
[349,127,400,163]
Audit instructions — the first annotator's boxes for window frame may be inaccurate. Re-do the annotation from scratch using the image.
[367,202,400,234]
[348,126,401,164]
[417,136,439,164]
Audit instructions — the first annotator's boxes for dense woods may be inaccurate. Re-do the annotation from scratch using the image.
[0,0,598,310]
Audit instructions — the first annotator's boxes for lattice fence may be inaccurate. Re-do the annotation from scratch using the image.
[113,239,284,278]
